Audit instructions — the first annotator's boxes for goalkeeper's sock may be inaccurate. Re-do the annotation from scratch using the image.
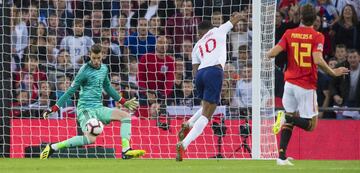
[51,136,91,151]
[279,124,293,160]
[121,117,131,152]
[182,115,209,149]
[188,107,203,128]
[285,113,310,130]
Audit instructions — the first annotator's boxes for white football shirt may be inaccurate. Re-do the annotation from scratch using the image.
[60,36,94,66]
[192,21,233,70]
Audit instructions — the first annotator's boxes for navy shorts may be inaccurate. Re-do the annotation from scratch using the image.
[195,66,224,104]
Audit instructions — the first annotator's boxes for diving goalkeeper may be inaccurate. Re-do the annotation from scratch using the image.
[40,44,145,159]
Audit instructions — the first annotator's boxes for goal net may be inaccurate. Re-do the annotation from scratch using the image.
[0,0,277,159]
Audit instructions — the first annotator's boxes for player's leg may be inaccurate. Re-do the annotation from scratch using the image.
[105,107,145,159]
[177,66,223,161]
[276,82,297,165]
[181,101,216,149]
[178,69,206,143]
[286,88,319,131]
[40,109,98,159]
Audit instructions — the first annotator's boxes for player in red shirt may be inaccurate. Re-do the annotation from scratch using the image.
[267,4,349,166]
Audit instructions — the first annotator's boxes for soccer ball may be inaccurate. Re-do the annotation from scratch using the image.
[86,118,104,136]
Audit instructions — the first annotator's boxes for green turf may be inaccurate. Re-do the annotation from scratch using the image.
[1,159,359,173]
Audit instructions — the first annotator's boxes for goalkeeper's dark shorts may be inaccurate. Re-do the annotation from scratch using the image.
[195,65,224,104]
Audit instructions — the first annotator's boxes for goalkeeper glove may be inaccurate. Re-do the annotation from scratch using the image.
[42,105,59,119]
[119,97,139,111]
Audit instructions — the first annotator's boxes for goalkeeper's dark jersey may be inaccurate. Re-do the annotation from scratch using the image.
[56,62,121,110]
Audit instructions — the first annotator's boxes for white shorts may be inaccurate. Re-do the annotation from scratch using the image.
[282,82,318,119]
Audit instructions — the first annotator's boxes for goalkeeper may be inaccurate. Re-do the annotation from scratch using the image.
[40,44,145,159]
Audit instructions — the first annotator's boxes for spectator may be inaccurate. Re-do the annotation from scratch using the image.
[102,28,112,41]
[313,13,332,57]
[234,66,252,107]
[11,8,28,65]
[11,90,30,117]
[175,80,200,106]
[179,38,193,79]
[56,49,74,71]
[157,0,177,23]
[27,3,39,27]
[85,9,103,42]
[168,58,185,105]
[149,15,164,37]
[333,0,360,21]
[330,49,360,119]
[287,3,301,25]
[56,76,73,107]
[224,63,239,90]
[47,12,67,46]
[234,64,270,108]
[34,22,48,62]
[127,57,138,85]
[318,0,339,27]
[331,4,360,51]
[14,54,47,90]
[46,31,60,64]
[19,73,38,102]
[60,18,94,67]
[101,38,122,73]
[233,45,251,74]
[137,35,175,100]
[230,17,250,59]
[104,74,122,108]
[274,10,297,69]
[111,21,128,56]
[333,44,347,63]
[30,81,55,108]
[328,58,338,69]
[278,0,299,9]
[211,11,223,27]
[317,65,332,118]
[42,0,74,34]
[220,80,237,106]
[119,0,136,31]
[132,0,160,23]
[298,0,318,6]
[166,0,201,53]
[124,18,156,59]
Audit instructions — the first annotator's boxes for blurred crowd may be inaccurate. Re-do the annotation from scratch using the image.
[8,0,360,120]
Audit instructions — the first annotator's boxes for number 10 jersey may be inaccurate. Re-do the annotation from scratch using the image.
[192,21,234,70]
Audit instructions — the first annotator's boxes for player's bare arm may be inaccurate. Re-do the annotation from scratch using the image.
[230,12,244,26]
[266,45,284,58]
[192,64,200,77]
[312,51,350,77]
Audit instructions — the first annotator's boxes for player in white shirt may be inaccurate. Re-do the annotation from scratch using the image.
[176,12,243,161]
[60,18,94,67]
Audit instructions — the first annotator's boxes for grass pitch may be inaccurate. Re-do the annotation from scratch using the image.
[1,159,359,173]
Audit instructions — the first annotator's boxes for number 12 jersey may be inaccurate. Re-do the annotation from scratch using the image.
[277,26,325,90]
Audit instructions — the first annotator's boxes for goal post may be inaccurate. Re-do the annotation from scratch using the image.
[252,0,278,159]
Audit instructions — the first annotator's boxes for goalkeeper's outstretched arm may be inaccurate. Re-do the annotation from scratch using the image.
[43,68,86,118]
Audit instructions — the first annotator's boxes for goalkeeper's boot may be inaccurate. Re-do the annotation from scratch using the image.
[176,142,185,162]
[122,148,146,159]
[40,144,54,160]
[178,123,190,142]
[276,158,294,166]
[273,110,285,135]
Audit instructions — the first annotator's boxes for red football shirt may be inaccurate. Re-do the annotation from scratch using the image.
[277,26,324,89]
[137,53,175,97]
